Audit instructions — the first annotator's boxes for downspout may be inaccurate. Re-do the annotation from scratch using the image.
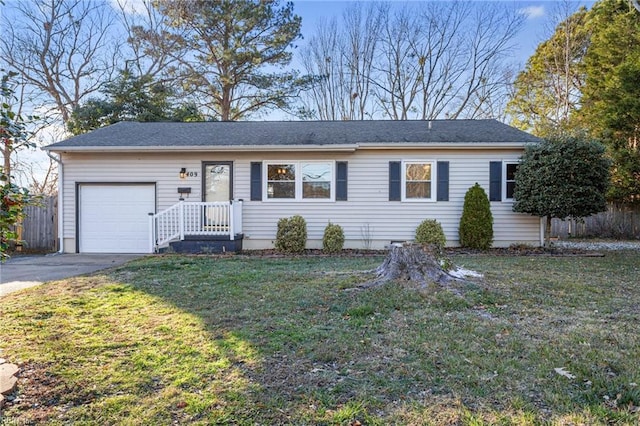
[46,151,64,253]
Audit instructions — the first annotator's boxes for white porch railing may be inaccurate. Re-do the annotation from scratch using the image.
[149,200,243,252]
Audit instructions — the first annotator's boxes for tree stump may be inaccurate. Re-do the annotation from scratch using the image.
[358,243,461,291]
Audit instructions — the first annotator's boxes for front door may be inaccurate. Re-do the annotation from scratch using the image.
[203,162,233,231]
[204,162,232,202]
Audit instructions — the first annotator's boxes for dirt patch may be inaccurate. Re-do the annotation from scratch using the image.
[1,362,97,423]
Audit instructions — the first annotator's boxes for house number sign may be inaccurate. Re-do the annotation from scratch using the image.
[185,171,198,177]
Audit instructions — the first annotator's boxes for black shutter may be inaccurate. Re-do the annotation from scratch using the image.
[389,161,401,201]
[250,162,262,201]
[336,161,348,201]
[436,161,449,201]
[489,161,502,202]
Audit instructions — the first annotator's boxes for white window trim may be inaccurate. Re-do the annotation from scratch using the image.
[263,161,335,202]
[402,160,437,202]
[502,161,519,202]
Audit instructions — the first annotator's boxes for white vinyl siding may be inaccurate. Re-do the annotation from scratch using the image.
[59,149,540,252]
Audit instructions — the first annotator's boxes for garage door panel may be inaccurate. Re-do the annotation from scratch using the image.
[79,184,155,253]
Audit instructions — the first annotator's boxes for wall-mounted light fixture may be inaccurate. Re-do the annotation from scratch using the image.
[179,167,187,179]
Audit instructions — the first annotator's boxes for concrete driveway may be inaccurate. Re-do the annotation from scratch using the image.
[0,254,145,297]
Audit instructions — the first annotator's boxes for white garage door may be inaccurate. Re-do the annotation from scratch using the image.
[79,184,155,253]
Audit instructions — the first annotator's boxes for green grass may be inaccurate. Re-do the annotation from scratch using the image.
[1,252,639,425]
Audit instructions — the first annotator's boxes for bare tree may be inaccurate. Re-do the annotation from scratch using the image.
[300,1,524,121]
[300,2,383,120]
[0,0,120,124]
[373,1,524,120]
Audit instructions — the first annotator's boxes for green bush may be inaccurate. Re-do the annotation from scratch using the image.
[459,183,493,249]
[414,219,446,247]
[322,222,345,254]
[275,215,307,253]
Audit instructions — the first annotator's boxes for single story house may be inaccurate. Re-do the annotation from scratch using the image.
[44,120,544,253]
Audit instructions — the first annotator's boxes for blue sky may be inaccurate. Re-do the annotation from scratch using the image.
[292,0,595,66]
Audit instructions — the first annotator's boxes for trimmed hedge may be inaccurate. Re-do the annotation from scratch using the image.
[275,215,307,253]
[415,219,446,248]
[322,222,345,254]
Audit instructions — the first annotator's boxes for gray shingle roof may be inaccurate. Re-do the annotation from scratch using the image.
[45,119,540,151]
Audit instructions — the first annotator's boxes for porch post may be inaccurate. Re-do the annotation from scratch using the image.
[235,199,243,235]
[229,201,235,241]
[179,201,185,241]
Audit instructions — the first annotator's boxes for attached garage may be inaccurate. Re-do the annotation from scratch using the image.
[78,184,156,253]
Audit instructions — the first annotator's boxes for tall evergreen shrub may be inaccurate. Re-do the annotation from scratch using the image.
[459,183,493,249]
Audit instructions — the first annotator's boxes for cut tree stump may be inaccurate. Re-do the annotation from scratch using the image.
[357,243,465,292]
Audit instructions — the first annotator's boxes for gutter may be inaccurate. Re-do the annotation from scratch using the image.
[357,142,534,150]
[46,151,64,254]
[43,141,534,153]
[43,144,360,153]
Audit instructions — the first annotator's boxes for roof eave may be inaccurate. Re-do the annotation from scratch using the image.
[357,142,536,149]
[43,144,360,153]
[43,141,537,153]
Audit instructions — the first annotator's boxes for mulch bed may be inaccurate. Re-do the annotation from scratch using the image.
[167,247,604,258]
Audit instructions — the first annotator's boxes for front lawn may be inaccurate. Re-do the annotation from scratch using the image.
[1,252,639,424]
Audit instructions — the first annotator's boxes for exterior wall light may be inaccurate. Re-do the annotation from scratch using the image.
[179,168,187,179]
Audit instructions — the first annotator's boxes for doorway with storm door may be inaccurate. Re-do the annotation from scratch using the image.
[203,162,233,235]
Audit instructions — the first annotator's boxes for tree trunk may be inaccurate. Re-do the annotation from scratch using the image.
[358,243,461,291]
[545,215,552,247]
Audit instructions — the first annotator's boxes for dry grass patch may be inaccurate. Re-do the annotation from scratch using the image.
[0,252,638,424]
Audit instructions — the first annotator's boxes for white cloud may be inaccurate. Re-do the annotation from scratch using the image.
[520,5,545,19]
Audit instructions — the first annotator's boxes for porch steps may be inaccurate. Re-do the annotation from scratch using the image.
[160,234,244,254]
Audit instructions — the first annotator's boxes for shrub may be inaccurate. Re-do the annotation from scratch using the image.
[414,219,446,248]
[459,183,493,249]
[275,215,307,253]
[323,222,345,254]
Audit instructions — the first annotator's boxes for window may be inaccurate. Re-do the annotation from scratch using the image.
[490,160,519,202]
[302,162,331,199]
[267,164,295,199]
[504,162,518,200]
[403,161,436,201]
[265,161,333,200]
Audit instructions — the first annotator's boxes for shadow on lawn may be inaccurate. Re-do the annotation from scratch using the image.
[112,254,393,424]
[107,253,640,425]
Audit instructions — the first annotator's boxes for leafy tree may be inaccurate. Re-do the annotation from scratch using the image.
[579,0,640,203]
[68,71,204,135]
[136,0,309,121]
[1,72,36,259]
[513,136,610,245]
[459,183,493,250]
[506,5,589,137]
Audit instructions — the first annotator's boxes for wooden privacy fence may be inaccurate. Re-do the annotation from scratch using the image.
[16,195,58,252]
[551,203,640,239]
